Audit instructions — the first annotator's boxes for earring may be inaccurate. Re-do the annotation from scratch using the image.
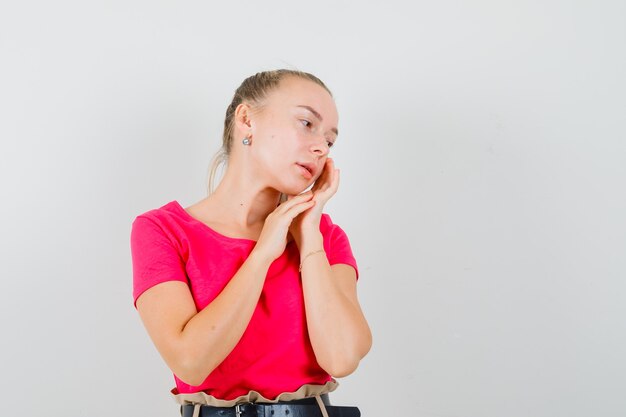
[242,136,251,146]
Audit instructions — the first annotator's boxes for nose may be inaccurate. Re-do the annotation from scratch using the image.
[309,134,329,157]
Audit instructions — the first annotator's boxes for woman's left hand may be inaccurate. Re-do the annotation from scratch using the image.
[288,158,340,248]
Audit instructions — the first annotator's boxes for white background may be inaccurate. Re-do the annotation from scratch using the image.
[1,1,625,416]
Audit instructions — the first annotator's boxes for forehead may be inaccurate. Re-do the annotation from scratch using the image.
[268,76,338,123]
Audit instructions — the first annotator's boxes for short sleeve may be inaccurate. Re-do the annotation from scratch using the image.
[322,215,359,280]
[130,215,188,308]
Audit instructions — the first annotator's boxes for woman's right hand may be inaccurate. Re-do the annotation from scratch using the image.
[252,191,316,262]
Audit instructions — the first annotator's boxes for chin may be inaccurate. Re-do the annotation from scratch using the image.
[278,182,312,196]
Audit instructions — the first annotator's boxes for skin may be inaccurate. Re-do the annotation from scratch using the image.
[135,75,372,386]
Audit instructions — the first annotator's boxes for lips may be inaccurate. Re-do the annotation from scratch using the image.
[296,162,316,179]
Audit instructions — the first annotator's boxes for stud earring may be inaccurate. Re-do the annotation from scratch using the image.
[242,136,251,146]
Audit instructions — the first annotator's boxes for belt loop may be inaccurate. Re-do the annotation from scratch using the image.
[192,403,201,417]
[314,395,329,417]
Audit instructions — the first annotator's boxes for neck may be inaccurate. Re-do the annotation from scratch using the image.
[208,163,281,229]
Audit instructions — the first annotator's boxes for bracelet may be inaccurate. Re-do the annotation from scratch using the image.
[299,249,326,272]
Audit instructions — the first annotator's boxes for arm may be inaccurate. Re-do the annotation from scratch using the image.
[299,232,372,377]
[288,158,372,376]
[136,250,272,386]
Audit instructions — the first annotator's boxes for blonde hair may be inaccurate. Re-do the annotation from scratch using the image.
[206,69,333,196]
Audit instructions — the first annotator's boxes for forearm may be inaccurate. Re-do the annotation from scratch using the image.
[299,231,372,377]
[176,250,272,385]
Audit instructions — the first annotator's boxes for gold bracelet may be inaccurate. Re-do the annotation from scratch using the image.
[299,249,326,272]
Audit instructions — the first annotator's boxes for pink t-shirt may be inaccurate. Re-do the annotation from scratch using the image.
[130,200,359,400]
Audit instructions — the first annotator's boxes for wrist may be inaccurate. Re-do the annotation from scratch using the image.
[248,247,277,267]
[299,230,323,254]
[299,248,326,272]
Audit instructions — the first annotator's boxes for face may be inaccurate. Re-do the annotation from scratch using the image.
[245,76,339,195]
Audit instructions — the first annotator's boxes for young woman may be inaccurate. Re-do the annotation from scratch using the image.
[131,69,371,417]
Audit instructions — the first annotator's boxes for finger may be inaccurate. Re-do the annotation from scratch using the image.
[313,161,332,191]
[315,168,340,202]
[312,163,329,187]
[284,199,316,219]
[329,168,340,193]
[287,189,312,200]
[276,190,313,213]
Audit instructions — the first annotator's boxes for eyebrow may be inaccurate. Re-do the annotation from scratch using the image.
[296,105,339,137]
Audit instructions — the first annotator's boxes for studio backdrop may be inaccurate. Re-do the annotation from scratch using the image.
[1,1,625,417]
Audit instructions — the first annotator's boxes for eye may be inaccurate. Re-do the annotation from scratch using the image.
[327,140,335,148]
[300,119,312,128]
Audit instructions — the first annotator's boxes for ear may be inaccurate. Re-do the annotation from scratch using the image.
[234,102,254,132]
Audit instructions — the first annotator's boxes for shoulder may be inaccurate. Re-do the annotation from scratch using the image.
[318,212,354,248]
[319,212,339,232]
[319,212,351,238]
[319,213,359,280]
[131,200,188,231]
[130,200,191,247]
[132,200,183,225]
[130,201,191,308]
